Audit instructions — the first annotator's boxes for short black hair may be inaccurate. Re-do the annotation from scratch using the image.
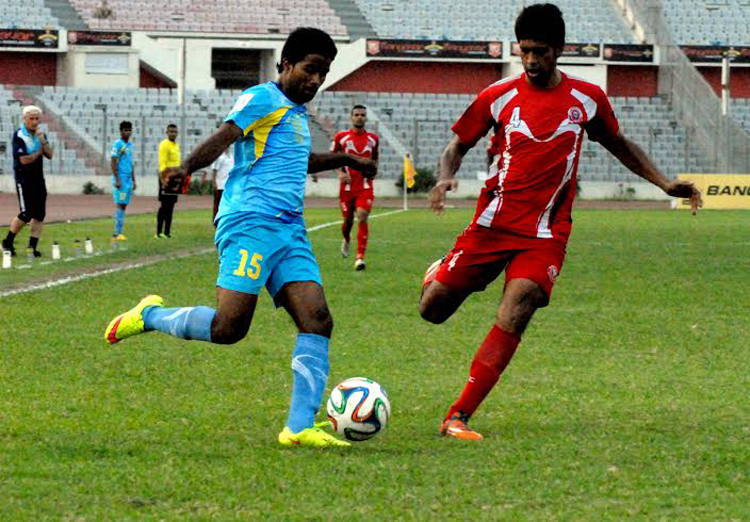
[276,27,337,73]
[120,121,132,130]
[515,3,565,50]
[167,123,177,130]
[351,104,366,114]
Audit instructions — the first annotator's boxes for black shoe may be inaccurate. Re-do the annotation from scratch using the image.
[2,238,16,257]
[32,250,42,258]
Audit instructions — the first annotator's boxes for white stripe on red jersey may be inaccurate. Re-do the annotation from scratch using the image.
[452,73,620,241]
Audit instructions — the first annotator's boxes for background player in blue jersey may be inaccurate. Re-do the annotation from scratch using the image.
[111,121,136,240]
[105,28,376,448]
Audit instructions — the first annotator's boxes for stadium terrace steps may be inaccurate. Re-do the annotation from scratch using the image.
[326,0,378,42]
[351,0,637,43]
[0,0,62,29]
[0,85,96,177]
[313,90,710,182]
[31,87,334,180]
[43,0,89,30]
[65,0,348,36]
[662,0,750,46]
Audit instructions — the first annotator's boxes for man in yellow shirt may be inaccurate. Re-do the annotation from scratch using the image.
[157,123,181,238]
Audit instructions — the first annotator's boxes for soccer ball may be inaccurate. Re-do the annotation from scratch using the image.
[326,377,391,441]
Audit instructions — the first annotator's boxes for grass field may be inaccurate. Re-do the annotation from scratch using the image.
[1,207,748,519]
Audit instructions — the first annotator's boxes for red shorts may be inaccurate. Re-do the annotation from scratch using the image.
[340,189,374,216]
[434,225,567,305]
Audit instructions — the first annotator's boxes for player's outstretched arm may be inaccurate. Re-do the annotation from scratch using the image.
[165,123,242,184]
[597,130,703,214]
[430,136,471,215]
[308,153,377,176]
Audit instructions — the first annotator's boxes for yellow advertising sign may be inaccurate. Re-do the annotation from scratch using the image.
[675,174,750,209]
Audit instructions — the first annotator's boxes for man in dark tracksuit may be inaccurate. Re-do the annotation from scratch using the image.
[2,106,54,257]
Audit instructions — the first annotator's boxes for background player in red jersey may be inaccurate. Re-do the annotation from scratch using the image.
[420,3,703,441]
[331,105,379,270]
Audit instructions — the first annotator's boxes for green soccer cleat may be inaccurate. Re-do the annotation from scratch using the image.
[278,422,351,448]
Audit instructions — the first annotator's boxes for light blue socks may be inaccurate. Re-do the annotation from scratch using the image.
[142,306,216,342]
[114,208,125,235]
[286,333,330,433]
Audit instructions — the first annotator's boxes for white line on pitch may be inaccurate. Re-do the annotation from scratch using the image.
[0,209,406,299]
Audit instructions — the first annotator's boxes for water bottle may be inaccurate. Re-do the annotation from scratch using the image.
[2,249,11,269]
[26,247,35,266]
[85,237,94,255]
[73,239,82,257]
[52,241,61,260]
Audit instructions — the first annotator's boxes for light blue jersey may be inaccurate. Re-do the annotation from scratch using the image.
[111,138,134,186]
[217,82,311,224]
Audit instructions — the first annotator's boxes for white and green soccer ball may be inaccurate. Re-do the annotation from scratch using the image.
[326,377,391,441]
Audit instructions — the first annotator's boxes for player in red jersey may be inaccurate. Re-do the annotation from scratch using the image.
[420,3,703,441]
[331,105,379,270]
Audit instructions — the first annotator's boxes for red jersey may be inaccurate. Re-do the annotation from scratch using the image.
[331,130,379,193]
[453,72,619,240]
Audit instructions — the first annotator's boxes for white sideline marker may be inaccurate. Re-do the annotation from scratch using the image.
[0,210,406,299]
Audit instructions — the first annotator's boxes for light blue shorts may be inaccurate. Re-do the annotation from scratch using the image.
[113,185,132,205]
[215,212,322,299]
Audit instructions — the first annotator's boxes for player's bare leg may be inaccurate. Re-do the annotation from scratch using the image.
[340,202,354,258]
[275,281,349,447]
[354,207,369,270]
[441,277,547,440]
[3,217,27,256]
[211,287,258,344]
[419,279,472,325]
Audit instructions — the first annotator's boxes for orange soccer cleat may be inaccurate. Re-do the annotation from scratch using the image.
[440,412,484,441]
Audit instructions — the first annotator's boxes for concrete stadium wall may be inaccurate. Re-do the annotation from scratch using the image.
[1,175,669,201]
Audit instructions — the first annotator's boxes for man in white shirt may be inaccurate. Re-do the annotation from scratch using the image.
[211,148,233,223]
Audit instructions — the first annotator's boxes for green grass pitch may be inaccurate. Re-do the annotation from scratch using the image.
[1,207,748,519]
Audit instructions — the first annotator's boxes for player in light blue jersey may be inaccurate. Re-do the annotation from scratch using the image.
[105,28,376,448]
[111,121,136,240]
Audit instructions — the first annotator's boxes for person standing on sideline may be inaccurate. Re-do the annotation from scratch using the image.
[156,123,180,238]
[111,121,136,241]
[331,105,379,270]
[211,147,233,223]
[105,27,377,447]
[420,3,702,440]
[2,105,54,257]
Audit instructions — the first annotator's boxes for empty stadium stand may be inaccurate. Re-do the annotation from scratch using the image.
[1,86,95,177]
[731,98,750,133]
[0,0,62,30]
[314,90,709,181]
[32,86,331,177]
[67,0,347,36]
[352,0,636,43]
[662,0,750,46]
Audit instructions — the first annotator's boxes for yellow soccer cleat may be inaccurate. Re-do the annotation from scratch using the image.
[105,294,164,345]
[116,234,127,241]
[278,423,351,448]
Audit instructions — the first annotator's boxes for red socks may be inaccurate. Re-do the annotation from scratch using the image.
[446,325,521,420]
[357,222,369,259]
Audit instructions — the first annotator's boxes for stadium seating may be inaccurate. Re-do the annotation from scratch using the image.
[0,0,62,29]
[6,85,713,182]
[1,86,94,177]
[662,0,750,46]
[351,0,636,43]
[35,86,331,178]
[66,0,347,36]
[314,91,710,181]
[731,98,750,134]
